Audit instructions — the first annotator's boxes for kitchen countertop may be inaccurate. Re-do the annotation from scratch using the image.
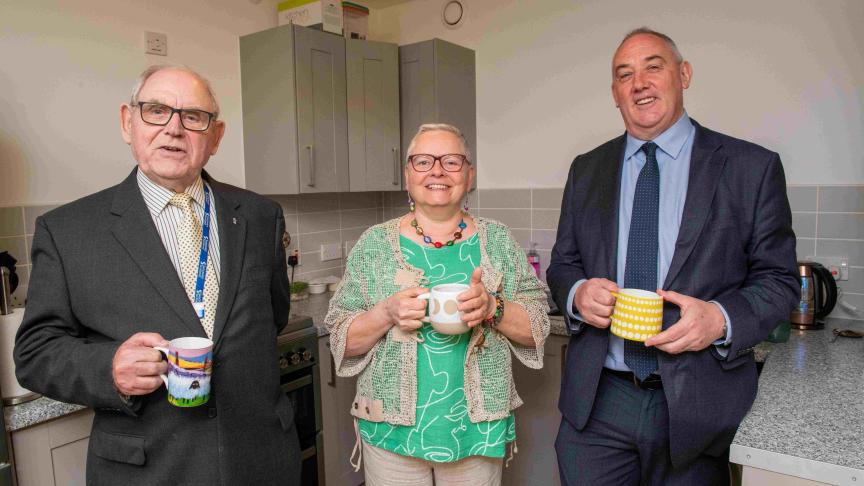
[730,317,864,485]
[4,396,86,432]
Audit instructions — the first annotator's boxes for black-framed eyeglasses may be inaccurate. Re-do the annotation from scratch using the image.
[134,102,215,132]
[408,154,469,172]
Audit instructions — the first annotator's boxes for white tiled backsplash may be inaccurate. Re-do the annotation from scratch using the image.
[3,185,863,319]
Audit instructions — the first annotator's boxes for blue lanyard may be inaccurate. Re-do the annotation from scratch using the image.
[192,184,212,319]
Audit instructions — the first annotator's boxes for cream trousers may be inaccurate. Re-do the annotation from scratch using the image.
[363,442,503,486]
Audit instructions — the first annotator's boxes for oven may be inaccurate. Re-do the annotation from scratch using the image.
[278,317,323,486]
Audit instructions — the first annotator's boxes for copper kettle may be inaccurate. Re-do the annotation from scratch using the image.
[790,261,837,330]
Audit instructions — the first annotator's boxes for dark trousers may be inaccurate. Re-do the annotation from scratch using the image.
[555,370,729,486]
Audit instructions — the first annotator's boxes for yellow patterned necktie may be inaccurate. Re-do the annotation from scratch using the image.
[168,192,218,339]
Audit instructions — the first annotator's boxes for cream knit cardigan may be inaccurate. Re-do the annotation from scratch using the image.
[325,216,550,425]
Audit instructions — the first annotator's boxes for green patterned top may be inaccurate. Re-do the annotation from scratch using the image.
[359,233,515,461]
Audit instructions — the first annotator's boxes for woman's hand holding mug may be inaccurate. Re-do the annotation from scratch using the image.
[383,287,429,333]
[458,267,495,328]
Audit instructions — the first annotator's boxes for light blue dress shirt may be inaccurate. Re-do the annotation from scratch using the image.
[567,112,731,371]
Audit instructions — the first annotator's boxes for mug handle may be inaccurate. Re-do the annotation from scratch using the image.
[415,293,431,322]
[610,292,619,299]
[153,346,170,387]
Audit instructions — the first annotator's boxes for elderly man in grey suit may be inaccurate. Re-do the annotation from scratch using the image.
[547,29,798,485]
[14,65,300,485]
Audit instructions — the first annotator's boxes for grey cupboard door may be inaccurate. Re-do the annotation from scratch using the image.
[432,39,476,173]
[240,24,301,195]
[398,41,436,164]
[399,39,476,187]
[294,26,349,193]
[346,39,401,192]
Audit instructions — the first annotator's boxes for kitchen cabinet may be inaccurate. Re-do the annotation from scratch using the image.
[241,24,349,194]
[346,39,402,192]
[399,39,476,184]
[241,27,476,195]
[502,333,568,486]
[11,409,93,486]
[318,336,363,486]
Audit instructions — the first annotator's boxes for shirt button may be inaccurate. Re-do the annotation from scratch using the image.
[208,408,218,418]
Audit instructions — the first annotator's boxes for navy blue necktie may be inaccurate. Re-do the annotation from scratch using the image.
[623,142,660,381]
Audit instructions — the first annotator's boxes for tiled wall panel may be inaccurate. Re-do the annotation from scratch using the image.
[5,184,863,321]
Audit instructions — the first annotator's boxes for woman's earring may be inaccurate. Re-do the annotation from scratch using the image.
[463,197,469,213]
[408,195,416,213]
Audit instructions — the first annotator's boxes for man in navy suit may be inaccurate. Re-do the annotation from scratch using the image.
[547,28,798,485]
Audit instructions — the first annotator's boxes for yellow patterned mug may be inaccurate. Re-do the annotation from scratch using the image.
[610,289,664,342]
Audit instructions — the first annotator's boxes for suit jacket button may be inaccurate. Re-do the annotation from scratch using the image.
[208,408,218,418]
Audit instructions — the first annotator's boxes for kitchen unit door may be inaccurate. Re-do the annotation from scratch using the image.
[502,333,567,486]
[319,337,363,486]
[346,39,401,192]
[399,39,476,187]
[295,27,349,194]
[240,24,349,195]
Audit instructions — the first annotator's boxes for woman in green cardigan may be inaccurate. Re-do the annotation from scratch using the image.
[325,123,549,486]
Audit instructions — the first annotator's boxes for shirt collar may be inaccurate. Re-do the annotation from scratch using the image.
[623,111,693,161]
[136,169,206,217]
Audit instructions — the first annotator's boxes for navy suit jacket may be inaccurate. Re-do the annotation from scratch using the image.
[547,121,798,467]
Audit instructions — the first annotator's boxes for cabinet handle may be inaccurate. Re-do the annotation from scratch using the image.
[560,343,568,375]
[392,147,400,186]
[326,342,336,387]
[306,145,316,187]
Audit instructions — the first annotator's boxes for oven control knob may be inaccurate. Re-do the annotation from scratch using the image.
[302,349,313,362]
[279,356,290,370]
[290,353,301,365]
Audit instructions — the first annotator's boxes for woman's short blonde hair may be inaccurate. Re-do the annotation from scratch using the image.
[405,123,472,163]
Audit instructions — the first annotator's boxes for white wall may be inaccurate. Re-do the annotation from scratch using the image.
[370,0,864,188]
[0,0,280,206]
[2,0,861,206]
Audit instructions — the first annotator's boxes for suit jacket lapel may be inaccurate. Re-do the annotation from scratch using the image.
[663,122,726,288]
[208,179,246,345]
[600,136,626,280]
[110,170,204,337]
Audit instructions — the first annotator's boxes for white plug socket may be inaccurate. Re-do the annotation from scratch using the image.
[804,255,848,281]
[145,32,168,56]
[320,243,342,261]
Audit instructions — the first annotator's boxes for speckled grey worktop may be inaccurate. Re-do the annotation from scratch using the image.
[731,317,864,479]
[288,291,571,338]
[4,396,86,431]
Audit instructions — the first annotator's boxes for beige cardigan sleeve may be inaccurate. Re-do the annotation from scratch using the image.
[324,233,379,377]
[496,224,550,369]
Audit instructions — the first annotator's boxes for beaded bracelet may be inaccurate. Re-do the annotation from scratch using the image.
[484,292,505,327]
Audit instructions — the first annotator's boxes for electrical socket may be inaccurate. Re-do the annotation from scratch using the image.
[320,243,342,261]
[804,255,848,281]
[145,32,168,56]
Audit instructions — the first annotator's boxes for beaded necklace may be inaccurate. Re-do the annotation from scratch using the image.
[410,206,468,248]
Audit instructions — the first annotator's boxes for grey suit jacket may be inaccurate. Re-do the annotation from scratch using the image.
[14,169,299,485]
[547,121,798,467]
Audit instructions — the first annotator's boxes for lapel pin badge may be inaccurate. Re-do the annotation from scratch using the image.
[232,217,237,225]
